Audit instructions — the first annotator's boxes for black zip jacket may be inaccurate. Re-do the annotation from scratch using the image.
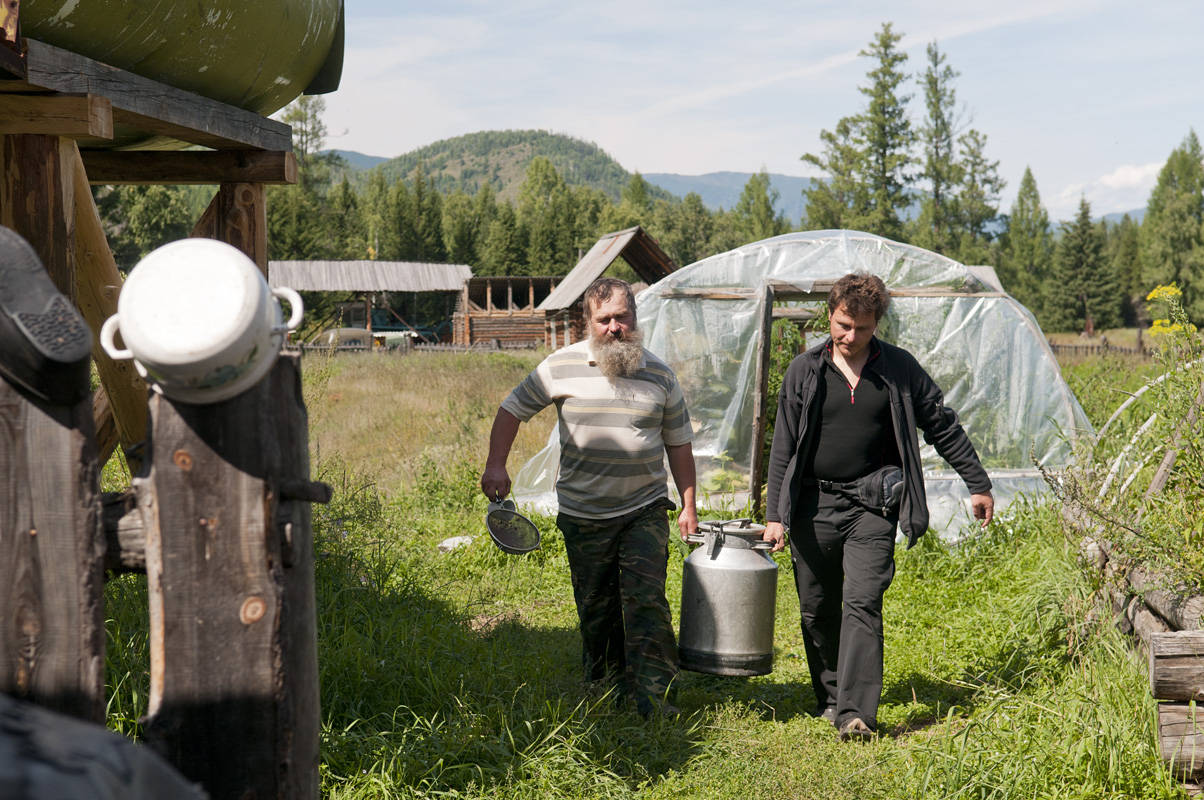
[765,337,992,548]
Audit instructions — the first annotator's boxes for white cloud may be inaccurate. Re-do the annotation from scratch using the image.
[1051,160,1163,220]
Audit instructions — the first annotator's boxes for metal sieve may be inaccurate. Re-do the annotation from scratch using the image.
[485,496,541,554]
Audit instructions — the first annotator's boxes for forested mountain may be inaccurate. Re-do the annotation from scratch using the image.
[644,172,815,224]
[363,130,675,204]
[96,23,1197,337]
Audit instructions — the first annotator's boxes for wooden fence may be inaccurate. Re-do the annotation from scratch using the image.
[1048,343,1151,360]
[1,354,328,799]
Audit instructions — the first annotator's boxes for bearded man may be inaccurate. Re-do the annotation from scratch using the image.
[482,277,698,717]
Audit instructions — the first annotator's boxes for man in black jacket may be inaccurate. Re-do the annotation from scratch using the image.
[762,272,993,740]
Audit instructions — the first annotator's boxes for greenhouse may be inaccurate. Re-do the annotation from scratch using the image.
[514,230,1093,536]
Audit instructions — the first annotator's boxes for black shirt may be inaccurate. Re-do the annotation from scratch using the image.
[802,341,900,481]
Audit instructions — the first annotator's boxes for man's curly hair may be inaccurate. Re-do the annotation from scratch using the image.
[828,272,890,321]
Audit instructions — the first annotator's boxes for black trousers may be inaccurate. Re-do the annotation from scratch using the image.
[789,486,897,730]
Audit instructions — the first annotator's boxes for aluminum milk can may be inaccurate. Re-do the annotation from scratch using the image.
[678,518,778,676]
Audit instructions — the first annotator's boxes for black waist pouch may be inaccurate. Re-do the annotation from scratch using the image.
[853,466,904,515]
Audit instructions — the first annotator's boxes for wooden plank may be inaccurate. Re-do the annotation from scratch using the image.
[659,287,759,299]
[191,182,268,274]
[0,93,112,138]
[0,377,105,723]
[71,142,149,468]
[143,355,319,800]
[1159,703,1204,781]
[82,150,297,185]
[749,285,775,518]
[1152,632,1204,702]
[0,133,76,302]
[21,38,292,151]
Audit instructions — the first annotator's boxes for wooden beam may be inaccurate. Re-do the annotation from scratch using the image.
[21,38,292,151]
[192,182,268,274]
[71,141,149,467]
[0,133,76,302]
[749,285,775,518]
[82,150,297,185]
[0,93,112,138]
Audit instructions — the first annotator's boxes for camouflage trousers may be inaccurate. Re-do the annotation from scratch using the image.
[557,498,678,709]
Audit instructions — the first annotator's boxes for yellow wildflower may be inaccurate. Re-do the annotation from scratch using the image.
[1147,284,1182,301]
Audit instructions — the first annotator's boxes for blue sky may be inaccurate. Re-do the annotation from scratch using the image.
[325,0,1203,221]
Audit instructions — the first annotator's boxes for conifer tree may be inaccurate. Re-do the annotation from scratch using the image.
[854,22,915,240]
[912,41,963,255]
[1000,167,1053,318]
[1047,198,1119,332]
[734,169,790,242]
[801,117,867,230]
[518,157,575,273]
[481,203,526,276]
[1140,130,1204,321]
[1109,214,1142,325]
[955,129,1005,264]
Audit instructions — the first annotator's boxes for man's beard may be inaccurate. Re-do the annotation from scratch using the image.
[592,327,644,379]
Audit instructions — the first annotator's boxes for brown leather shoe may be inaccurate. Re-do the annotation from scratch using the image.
[838,717,874,741]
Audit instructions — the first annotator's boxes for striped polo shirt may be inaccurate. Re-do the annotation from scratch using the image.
[501,339,693,520]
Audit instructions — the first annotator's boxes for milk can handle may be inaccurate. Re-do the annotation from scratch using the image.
[99,315,133,360]
[272,287,305,333]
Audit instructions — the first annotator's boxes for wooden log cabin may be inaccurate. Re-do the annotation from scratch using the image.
[453,275,558,347]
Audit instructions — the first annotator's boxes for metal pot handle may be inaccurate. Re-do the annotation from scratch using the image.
[99,315,133,360]
[272,287,305,333]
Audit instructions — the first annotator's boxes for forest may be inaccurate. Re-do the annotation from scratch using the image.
[94,23,1204,335]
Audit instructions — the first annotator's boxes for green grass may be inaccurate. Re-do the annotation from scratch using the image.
[99,351,1184,798]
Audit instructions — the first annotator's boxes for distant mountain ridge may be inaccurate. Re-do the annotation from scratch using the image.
[644,172,815,225]
[324,133,1146,228]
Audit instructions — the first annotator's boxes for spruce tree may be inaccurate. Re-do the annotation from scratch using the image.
[1000,166,1053,318]
[801,117,868,230]
[912,41,963,255]
[854,22,915,240]
[734,169,790,242]
[1109,214,1142,325]
[1140,130,1204,321]
[1047,198,1119,332]
[481,203,526,277]
[955,129,1005,265]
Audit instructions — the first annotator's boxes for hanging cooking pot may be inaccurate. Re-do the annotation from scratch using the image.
[678,518,778,676]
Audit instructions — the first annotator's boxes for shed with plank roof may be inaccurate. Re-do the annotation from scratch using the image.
[537,226,677,348]
[268,259,472,340]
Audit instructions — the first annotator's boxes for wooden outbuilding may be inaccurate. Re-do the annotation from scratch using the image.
[452,275,559,347]
[538,226,677,347]
[269,259,473,339]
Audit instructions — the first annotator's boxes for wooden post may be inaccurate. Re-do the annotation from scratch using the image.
[192,182,268,273]
[749,285,776,518]
[141,354,318,800]
[0,134,76,303]
[0,378,106,723]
